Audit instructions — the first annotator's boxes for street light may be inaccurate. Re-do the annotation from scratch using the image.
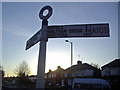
[65,40,73,66]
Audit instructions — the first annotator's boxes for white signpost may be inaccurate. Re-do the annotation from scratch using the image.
[25,5,110,89]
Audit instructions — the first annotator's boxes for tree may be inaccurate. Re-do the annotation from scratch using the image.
[0,65,5,85]
[14,61,31,77]
[91,63,101,78]
[0,65,5,78]
[14,61,32,87]
[91,62,100,69]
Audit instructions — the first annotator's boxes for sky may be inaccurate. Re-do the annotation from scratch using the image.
[1,0,120,2]
[2,2,118,76]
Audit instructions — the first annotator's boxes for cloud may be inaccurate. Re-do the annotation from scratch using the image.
[3,25,33,37]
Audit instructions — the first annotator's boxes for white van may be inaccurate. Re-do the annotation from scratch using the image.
[72,78,111,90]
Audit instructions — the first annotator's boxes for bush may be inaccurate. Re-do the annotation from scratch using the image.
[17,76,34,87]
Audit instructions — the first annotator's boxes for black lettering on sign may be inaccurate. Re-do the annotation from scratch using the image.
[91,26,108,34]
[69,29,82,33]
[104,27,108,33]
[48,29,67,38]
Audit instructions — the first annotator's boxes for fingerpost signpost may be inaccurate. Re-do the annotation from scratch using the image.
[25,5,109,88]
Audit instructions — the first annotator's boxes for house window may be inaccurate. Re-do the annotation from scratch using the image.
[48,74,51,78]
[54,73,56,78]
[68,79,72,86]
[79,72,82,77]
[106,70,110,75]
[72,73,75,77]
[52,73,56,78]
[64,73,67,78]
[52,74,54,78]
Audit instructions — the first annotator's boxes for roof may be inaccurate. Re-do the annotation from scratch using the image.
[52,66,64,73]
[101,59,120,69]
[65,62,98,73]
[45,61,100,74]
[46,66,64,75]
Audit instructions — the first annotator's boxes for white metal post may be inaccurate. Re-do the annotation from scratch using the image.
[36,41,46,88]
[36,20,48,88]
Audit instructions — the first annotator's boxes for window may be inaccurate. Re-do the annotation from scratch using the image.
[106,70,110,75]
[52,73,56,78]
[64,73,67,78]
[48,74,51,78]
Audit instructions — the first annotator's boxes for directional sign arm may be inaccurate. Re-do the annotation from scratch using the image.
[25,27,48,50]
[26,30,40,50]
[26,23,109,50]
[47,23,109,38]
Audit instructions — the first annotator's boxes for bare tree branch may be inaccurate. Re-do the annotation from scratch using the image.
[14,61,31,77]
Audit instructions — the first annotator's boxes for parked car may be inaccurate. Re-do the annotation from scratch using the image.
[72,78,111,90]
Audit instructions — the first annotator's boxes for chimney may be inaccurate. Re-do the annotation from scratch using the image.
[77,61,82,65]
[57,66,61,69]
[49,69,52,72]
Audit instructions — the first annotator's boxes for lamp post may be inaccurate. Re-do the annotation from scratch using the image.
[65,40,73,66]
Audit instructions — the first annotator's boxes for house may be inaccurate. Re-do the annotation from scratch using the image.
[65,61,101,78]
[63,61,101,87]
[101,59,120,89]
[45,61,101,88]
[45,66,64,87]
[101,59,120,76]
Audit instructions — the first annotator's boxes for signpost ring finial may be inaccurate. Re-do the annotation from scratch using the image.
[39,5,53,20]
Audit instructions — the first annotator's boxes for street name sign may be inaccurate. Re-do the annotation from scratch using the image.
[48,23,109,38]
[26,23,109,50]
[26,30,41,50]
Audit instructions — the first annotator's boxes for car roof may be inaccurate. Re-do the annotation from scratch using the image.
[73,78,109,85]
